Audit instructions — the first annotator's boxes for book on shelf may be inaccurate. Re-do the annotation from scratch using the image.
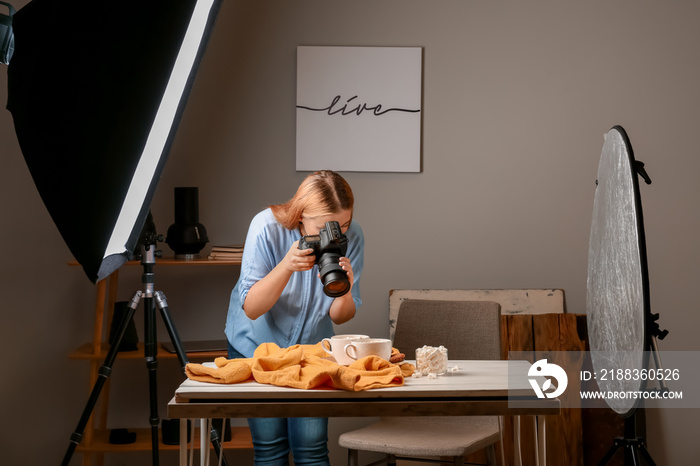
[210,244,244,252]
[208,252,243,260]
[208,244,244,260]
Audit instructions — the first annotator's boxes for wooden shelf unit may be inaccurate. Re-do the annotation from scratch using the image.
[69,342,229,361]
[75,427,253,453]
[69,256,250,465]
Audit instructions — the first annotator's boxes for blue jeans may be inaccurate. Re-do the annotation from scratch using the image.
[228,342,330,465]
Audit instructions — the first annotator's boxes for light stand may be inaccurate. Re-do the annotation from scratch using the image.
[5,1,224,462]
[61,230,228,466]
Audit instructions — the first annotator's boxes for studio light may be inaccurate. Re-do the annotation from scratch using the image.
[4,1,224,464]
[5,0,221,283]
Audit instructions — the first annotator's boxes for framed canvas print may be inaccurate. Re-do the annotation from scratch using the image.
[296,46,423,172]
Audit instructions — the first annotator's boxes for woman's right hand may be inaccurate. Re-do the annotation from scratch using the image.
[282,240,316,273]
[244,240,316,320]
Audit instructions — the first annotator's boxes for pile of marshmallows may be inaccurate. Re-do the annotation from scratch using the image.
[413,345,460,379]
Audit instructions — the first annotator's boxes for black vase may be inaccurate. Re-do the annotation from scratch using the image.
[165,187,209,258]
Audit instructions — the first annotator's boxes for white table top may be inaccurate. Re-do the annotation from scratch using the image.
[174,359,540,401]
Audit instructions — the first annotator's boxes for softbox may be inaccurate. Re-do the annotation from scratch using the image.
[6,0,221,282]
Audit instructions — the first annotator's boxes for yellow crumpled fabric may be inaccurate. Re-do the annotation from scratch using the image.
[185,342,415,392]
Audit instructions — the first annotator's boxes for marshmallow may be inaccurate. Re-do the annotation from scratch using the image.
[415,345,448,375]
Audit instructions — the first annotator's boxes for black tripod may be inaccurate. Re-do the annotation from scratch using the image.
[61,233,228,466]
[598,314,668,466]
[598,414,656,466]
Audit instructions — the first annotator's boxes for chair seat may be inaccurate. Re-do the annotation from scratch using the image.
[338,416,500,457]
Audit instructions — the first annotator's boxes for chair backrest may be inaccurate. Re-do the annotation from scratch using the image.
[392,299,501,360]
[388,289,565,341]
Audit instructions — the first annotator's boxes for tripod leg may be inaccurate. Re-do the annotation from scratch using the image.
[598,440,621,466]
[144,293,161,466]
[628,444,640,466]
[155,291,188,370]
[61,292,141,466]
[155,291,229,466]
[638,444,657,466]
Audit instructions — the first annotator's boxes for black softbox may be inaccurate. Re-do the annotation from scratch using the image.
[7,0,221,282]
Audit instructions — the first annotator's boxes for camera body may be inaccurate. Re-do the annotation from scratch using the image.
[298,220,350,297]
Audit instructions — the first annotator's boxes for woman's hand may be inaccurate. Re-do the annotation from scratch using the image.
[282,240,316,273]
[244,240,315,320]
[328,256,356,325]
[315,256,354,290]
[339,256,354,288]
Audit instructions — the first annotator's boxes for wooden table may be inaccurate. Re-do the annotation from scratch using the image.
[168,360,559,465]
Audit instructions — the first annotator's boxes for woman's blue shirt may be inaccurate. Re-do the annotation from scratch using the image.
[224,208,364,358]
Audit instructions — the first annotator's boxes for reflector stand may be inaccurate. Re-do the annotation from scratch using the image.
[598,417,657,466]
[587,126,668,466]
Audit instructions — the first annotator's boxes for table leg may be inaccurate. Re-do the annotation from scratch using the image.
[206,419,212,466]
[498,416,505,466]
[190,420,196,466]
[348,448,358,466]
[180,418,187,466]
[532,417,540,466]
[514,415,522,466]
[200,419,208,466]
[537,416,547,466]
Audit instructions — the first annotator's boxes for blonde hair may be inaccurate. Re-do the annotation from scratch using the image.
[271,170,354,230]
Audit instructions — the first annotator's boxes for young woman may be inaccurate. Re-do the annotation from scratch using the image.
[224,170,364,465]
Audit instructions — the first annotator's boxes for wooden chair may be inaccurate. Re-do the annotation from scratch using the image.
[338,299,504,466]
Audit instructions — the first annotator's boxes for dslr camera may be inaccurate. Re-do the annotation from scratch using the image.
[298,220,350,297]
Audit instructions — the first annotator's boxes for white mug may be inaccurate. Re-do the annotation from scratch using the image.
[345,338,392,362]
[321,334,369,365]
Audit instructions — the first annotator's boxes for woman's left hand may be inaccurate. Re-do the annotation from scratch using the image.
[339,257,354,288]
[328,257,357,324]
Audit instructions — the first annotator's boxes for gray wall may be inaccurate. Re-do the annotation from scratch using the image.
[1,0,699,464]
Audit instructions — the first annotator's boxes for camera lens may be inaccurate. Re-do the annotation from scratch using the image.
[317,253,350,297]
[324,278,350,296]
